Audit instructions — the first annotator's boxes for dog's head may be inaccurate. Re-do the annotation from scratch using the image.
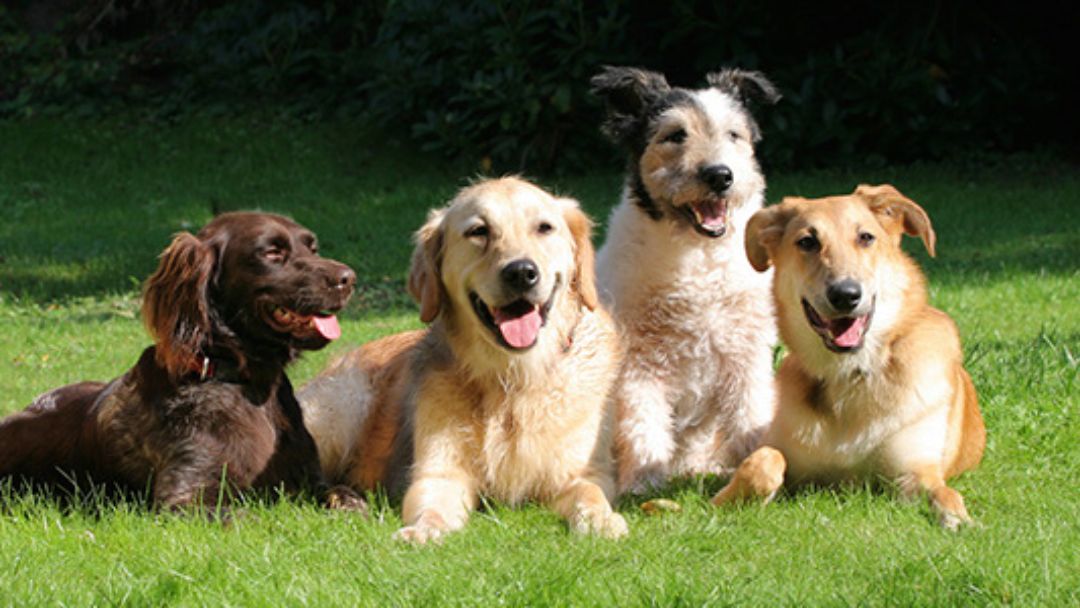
[408,177,598,355]
[143,212,356,379]
[745,184,935,354]
[591,66,780,238]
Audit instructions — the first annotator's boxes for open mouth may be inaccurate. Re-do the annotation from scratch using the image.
[469,280,559,351]
[680,197,729,238]
[265,305,342,342]
[802,299,874,353]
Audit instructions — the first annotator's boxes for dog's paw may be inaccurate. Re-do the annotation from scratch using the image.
[937,509,973,532]
[325,485,368,514]
[711,446,785,506]
[570,508,629,540]
[929,486,973,532]
[392,524,445,545]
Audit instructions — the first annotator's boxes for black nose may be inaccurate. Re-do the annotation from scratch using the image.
[826,279,862,313]
[501,259,540,293]
[699,164,734,193]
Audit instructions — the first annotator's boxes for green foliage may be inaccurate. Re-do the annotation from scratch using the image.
[0,2,1071,171]
[367,0,633,172]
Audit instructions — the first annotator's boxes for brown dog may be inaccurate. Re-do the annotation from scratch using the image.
[301,177,627,543]
[0,212,363,512]
[712,185,985,529]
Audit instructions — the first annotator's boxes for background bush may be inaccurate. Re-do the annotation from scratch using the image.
[1,0,1073,172]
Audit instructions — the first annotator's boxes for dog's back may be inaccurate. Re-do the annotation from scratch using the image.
[1,381,109,487]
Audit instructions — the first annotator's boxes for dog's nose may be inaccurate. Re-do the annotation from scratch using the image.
[826,279,862,313]
[332,265,356,290]
[699,164,734,193]
[501,259,540,292]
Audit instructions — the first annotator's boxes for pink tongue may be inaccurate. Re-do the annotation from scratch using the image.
[312,315,341,341]
[695,201,726,227]
[494,307,542,349]
[830,316,866,348]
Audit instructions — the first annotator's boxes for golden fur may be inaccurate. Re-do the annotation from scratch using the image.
[300,177,626,542]
[712,184,985,529]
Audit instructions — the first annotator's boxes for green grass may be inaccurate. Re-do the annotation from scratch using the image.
[1,117,1078,606]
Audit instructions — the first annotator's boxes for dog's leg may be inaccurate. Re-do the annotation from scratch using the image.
[711,446,786,506]
[897,465,972,530]
[551,477,628,539]
[394,472,477,544]
[613,378,674,494]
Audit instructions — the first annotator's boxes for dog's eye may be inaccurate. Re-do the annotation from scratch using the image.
[796,235,820,252]
[537,221,554,235]
[661,128,687,144]
[465,225,489,239]
[729,130,741,141]
[858,232,876,247]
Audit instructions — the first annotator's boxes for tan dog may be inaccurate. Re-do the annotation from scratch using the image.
[712,185,985,529]
[300,177,627,543]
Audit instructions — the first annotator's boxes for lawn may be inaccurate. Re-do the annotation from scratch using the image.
[1,117,1077,606]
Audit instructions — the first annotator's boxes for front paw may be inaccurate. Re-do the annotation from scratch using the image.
[570,508,629,539]
[392,523,445,545]
[325,485,368,514]
[930,487,973,531]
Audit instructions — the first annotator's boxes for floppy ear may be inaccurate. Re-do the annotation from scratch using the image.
[706,69,781,142]
[744,203,790,272]
[142,232,217,380]
[560,199,600,311]
[590,66,671,146]
[856,184,937,257]
[407,208,446,323]
[706,69,782,106]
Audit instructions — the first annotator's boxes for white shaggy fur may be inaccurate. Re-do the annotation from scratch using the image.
[594,77,778,493]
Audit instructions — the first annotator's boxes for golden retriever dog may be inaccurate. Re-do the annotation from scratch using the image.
[300,177,627,543]
[590,67,781,493]
[712,184,985,529]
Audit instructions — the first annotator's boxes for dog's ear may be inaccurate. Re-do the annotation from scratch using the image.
[744,203,790,272]
[706,69,782,106]
[142,232,217,380]
[856,184,937,257]
[408,207,446,323]
[590,66,671,146]
[707,69,780,142]
[560,198,600,311]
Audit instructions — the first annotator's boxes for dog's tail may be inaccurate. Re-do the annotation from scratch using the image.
[0,382,104,485]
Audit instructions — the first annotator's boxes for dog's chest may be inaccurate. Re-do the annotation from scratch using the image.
[473,389,587,504]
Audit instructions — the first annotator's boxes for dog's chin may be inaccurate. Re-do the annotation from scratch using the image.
[677,197,729,238]
[259,302,344,351]
[802,299,875,353]
[469,283,558,353]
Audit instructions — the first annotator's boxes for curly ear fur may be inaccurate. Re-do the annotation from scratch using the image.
[856,184,937,257]
[408,208,446,323]
[560,199,599,311]
[706,68,782,106]
[590,66,671,146]
[744,203,790,272]
[706,68,780,142]
[142,232,217,380]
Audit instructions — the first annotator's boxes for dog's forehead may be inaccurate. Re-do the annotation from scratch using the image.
[201,212,304,242]
[790,197,879,234]
[654,88,747,132]
[448,179,557,226]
